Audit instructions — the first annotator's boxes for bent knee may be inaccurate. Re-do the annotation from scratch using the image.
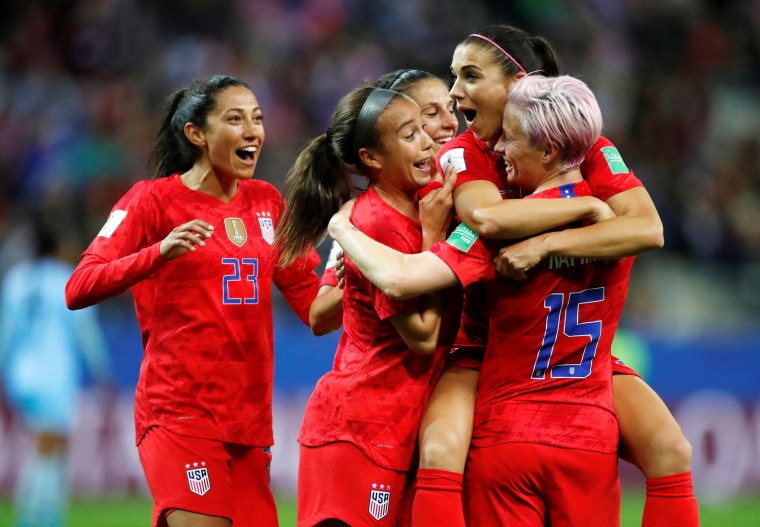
[419,433,469,472]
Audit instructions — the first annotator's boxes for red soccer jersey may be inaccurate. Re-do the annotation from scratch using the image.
[298,186,460,471]
[430,181,635,454]
[436,131,642,370]
[65,174,321,447]
[437,130,642,197]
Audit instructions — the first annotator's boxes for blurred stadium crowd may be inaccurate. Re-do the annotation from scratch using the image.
[0,0,758,328]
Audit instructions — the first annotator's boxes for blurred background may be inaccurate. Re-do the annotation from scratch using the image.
[1,0,759,525]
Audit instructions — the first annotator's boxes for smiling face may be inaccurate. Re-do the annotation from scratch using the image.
[195,85,265,181]
[450,43,519,147]
[494,104,546,192]
[404,78,458,157]
[365,96,434,193]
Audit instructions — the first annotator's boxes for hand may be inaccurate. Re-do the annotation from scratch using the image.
[327,199,356,238]
[334,250,345,288]
[160,219,214,260]
[493,234,547,281]
[588,198,616,223]
[419,164,457,242]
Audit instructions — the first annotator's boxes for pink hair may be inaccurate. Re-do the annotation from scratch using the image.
[508,75,602,172]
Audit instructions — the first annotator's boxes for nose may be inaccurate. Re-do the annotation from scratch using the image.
[494,136,506,157]
[420,128,434,152]
[449,78,463,101]
[443,107,458,133]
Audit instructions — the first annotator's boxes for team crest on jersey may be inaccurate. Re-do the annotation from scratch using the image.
[224,218,247,247]
[368,483,391,520]
[256,212,274,245]
[185,462,210,496]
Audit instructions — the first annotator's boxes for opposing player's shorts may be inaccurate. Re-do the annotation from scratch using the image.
[611,354,642,378]
[138,426,277,527]
[297,441,409,527]
[464,442,620,527]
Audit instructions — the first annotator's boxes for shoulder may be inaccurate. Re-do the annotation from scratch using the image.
[238,179,284,208]
[239,178,281,197]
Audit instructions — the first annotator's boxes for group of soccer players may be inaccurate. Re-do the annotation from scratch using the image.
[65,23,699,527]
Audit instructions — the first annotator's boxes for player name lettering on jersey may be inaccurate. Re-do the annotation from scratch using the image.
[548,256,597,270]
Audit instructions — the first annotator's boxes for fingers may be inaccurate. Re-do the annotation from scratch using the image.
[338,199,356,218]
[160,219,214,260]
[441,163,458,195]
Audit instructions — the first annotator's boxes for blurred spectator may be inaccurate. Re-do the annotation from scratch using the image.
[0,215,112,527]
[0,1,757,321]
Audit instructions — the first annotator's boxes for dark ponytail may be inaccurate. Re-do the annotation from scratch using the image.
[148,75,250,179]
[275,84,403,267]
[462,25,560,79]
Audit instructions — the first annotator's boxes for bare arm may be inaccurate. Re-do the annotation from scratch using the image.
[309,284,343,336]
[327,208,459,301]
[389,294,444,355]
[495,187,665,280]
[455,180,610,239]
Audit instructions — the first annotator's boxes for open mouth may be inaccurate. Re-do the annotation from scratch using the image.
[236,146,258,161]
[460,108,477,123]
[414,158,431,172]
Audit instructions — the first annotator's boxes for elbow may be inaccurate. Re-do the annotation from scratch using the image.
[468,210,496,238]
[310,320,337,337]
[409,338,437,356]
[382,278,415,301]
[643,222,665,252]
[64,285,84,310]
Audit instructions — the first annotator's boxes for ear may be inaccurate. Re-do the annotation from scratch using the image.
[184,122,206,148]
[542,140,561,165]
[358,147,383,170]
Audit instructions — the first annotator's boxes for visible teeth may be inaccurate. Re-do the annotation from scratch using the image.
[242,146,257,153]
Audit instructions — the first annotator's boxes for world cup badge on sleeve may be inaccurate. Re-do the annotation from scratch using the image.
[368,483,390,520]
[225,218,248,247]
[256,211,274,245]
[185,462,210,496]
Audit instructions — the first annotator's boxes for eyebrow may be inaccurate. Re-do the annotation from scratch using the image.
[224,106,261,114]
[396,118,416,133]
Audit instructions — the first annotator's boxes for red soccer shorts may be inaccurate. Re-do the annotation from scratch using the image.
[297,441,410,527]
[611,354,642,378]
[138,426,278,527]
[464,442,620,527]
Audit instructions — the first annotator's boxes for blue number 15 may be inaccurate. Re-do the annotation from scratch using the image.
[531,287,604,379]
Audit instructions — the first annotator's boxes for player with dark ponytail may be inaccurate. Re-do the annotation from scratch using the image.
[401,24,695,527]
[66,75,322,527]
[275,82,459,527]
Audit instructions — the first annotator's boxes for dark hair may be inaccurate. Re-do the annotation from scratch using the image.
[375,69,440,94]
[274,84,404,267]
[148,75,251,179]
[462,25,560,78]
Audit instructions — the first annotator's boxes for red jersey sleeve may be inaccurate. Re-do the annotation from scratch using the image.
[581,136,643,201]
[436,130,505,190]
[65,181,167,309]
[273,249,321,325]
[428,223,495,288]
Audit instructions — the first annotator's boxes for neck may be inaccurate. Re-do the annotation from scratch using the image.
[372,182,419,220]
[181,164,238,202]
[532,166,583,194]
